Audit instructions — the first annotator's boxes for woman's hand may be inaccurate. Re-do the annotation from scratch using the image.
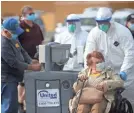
[96,81,108,93]
[78,74,88,81]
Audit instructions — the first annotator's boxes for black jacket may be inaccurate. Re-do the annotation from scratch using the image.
[1,35,32,82]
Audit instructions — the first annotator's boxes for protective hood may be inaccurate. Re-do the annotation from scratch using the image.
[96,7,112,22]
[66,14,81,33]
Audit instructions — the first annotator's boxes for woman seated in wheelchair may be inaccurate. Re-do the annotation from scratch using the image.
[69,51,124,113]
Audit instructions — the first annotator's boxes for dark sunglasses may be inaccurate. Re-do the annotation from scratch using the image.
[29,13,35,15]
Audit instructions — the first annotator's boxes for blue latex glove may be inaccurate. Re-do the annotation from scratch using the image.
[119,72,127,81]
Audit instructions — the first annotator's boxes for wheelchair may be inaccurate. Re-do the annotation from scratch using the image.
[109,87,133,113]
[69,87,133,113]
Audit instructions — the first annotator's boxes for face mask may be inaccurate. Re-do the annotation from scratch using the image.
[99,24,109,32]
[96,62,105,71]
[129,23,134,31]
[11,34,18,40]
[7,30,18,40]
[26,14,36,21]
[68,24,76,32]
[1,25,4,31]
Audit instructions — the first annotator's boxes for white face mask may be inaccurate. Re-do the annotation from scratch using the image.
[96,62,105,71]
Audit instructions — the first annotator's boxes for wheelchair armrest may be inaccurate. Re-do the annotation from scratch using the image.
[115,87,125,94]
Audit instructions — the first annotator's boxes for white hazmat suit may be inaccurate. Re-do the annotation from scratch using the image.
[84,7,134,106]
[55,14,88,71]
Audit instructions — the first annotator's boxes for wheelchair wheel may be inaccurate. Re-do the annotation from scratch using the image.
[109,98,133,113]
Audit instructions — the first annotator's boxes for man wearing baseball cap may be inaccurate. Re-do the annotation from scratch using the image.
[126,13,134,38]
[1,18,41,113]
[2,17,24,36]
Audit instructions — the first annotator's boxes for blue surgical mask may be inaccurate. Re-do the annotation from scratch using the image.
[11,34,18,40]
[1,25,4,31]
[129,23,134,31]
[26,14,36,21]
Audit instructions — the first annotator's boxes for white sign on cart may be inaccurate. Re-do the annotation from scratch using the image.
[37,89,60,107]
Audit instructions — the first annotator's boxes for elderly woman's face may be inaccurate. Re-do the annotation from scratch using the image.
[91,57,103,64]
[88,57,104,72]
[87,57,103,66]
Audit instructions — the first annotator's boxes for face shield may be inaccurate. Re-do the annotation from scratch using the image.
[66,14,81,33]
[97,21,111,33]
[96,7,112,33]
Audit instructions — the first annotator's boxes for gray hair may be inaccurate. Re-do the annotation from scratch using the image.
[21,5,33,16]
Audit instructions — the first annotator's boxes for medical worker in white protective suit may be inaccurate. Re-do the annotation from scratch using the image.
[84,7,134,107]
[55,14,88,71]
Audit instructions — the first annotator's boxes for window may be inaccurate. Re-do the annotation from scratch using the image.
[80,18,96,26]
[114,18,126,25]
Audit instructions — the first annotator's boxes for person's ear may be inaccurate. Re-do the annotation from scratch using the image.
[126,22,129,27]
[4,30,8,34]
[4,30,11,37]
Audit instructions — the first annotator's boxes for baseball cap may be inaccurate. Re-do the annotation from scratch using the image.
[3,18,24,35]
[126,14,134,22]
